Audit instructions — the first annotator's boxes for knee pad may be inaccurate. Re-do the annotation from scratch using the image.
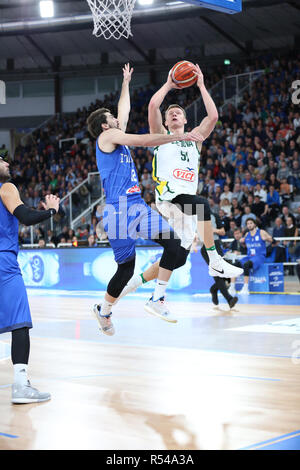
[174,246,190,269]
[243,260,253,276]
[159,237,181,271]
[172,194,211,221]
[107,257,135,298]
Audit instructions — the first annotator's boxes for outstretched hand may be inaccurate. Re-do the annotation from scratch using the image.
[41,194,60,213]
[184,127,205,143]
[166,69,182,90]
[194,63,204,88]
[123,63,133,82]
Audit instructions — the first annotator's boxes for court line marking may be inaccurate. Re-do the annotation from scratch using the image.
[26,288,300,297]
[241,429,300,450]
[23,332,300,360]
[0,372,281,389]
[250,292,300,295]
[0,432,19,439]
[2,327,299,359]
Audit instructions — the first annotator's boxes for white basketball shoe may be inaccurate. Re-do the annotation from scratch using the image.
[209,257,244,278]
[12,381,51,404]
[144,296,177,323]
[93,304,115,336]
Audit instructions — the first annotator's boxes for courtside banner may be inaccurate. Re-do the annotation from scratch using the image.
[18,247,284,293]
[18,247,212,292]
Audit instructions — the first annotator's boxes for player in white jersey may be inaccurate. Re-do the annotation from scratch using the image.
[116,65,243,317]
[152,129,201,251]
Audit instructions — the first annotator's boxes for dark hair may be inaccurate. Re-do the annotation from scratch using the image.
[246,217,257,225]
[86,108,110,138]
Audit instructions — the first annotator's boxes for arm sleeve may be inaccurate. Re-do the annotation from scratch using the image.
[13,204,56,226]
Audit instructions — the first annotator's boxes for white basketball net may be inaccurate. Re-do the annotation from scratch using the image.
[86,0,136,40]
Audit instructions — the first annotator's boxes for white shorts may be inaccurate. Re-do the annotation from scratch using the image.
[156,200,197,250]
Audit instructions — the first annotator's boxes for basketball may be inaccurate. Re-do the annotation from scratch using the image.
[171,60,197,88]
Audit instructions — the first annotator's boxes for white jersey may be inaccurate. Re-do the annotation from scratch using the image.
[152,138,201,202]
[152,137,201,250]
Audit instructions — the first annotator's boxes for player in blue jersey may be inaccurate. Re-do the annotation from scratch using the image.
[228,217,273,295]
[0,153,60,403]
[87,64,204,333]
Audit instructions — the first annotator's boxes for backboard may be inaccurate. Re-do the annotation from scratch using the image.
[181,0,242,14]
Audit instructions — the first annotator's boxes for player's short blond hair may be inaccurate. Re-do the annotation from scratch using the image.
[164,104,186,119]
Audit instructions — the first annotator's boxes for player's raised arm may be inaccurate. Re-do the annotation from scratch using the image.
[0,183,60,226]
[193,64,219,141]
[117,63,133,132]
[101,128,203,148]
[148,72,179,134]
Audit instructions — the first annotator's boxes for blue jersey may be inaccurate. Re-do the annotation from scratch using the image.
[96,140,141,204]
[245,228,266,258]
[0,182,19,256]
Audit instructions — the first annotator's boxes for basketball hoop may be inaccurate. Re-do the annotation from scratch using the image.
[86,0,136,40]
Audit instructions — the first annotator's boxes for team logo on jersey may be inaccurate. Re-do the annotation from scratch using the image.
[173,168,195,182]
[126,184,141,194]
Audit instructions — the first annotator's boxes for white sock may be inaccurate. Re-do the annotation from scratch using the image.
[101,299,114,316]
[206,245,221,264]
[153,279,168,301]
[13,364,28,386]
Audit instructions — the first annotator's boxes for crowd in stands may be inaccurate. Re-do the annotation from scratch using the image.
[2,50,300,265]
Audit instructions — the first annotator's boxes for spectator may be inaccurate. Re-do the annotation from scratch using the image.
[38,239,46,249]
[88,234,97,247]
[227,220,238,239]
[277,161,291,181]
[284,216,299,274]
[251,195,269,227]
[242,171,256,189]
[284,216,299,259]
[218,209,230,233]
[289,160,300,191]
[279,177,293,204]
[266,185,281,220]
[220,184,233,203]
[254,183,267,202]
[272,217,287,263]
[220,197,232,217]
[241,206,256,228]
[230,227,247,255]
[280,206,295,226]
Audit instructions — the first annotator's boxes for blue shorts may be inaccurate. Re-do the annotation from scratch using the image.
[103,196,173,264]
[240,255,266,272]
[0,252,32,334]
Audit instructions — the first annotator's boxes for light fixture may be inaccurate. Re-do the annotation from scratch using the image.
[138,0,154,6]
[39,1,54,18]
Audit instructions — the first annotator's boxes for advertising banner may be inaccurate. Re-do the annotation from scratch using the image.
[18,248,284,293]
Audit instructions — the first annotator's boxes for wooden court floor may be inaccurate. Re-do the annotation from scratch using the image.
[1,292,300,450]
